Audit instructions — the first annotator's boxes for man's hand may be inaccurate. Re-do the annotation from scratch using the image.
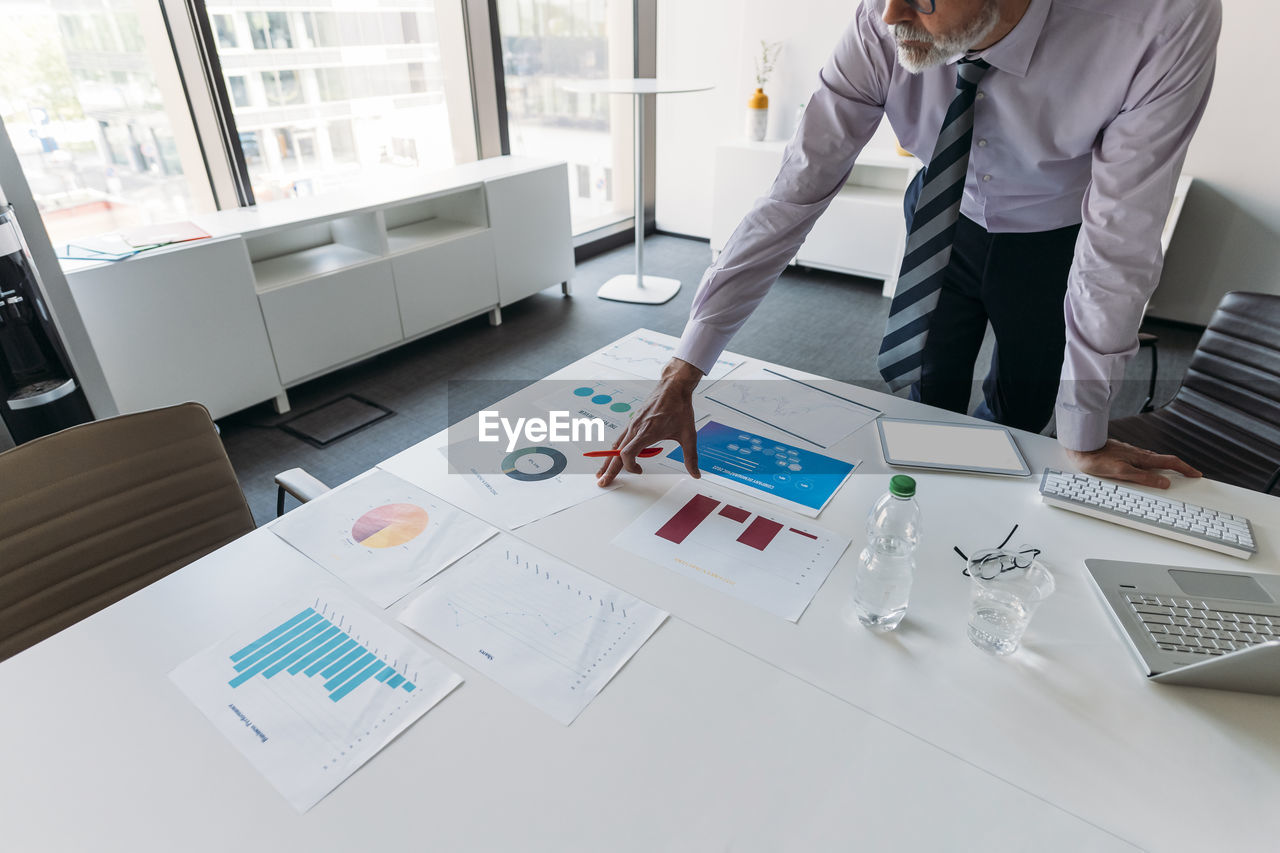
[596,358,703,487]
[1066,439,1202,489]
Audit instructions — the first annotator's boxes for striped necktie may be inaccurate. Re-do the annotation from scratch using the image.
[877,58,992,391]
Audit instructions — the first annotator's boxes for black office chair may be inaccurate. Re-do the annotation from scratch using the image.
[1109,291,1280,494]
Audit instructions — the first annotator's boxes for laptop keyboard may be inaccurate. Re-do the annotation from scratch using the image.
[1126,593,1280,655]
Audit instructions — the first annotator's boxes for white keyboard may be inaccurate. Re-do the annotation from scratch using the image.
[1039,469,1257,559]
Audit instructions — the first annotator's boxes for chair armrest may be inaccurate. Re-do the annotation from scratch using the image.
[275,467,331,516]
[1137,332,1160,413]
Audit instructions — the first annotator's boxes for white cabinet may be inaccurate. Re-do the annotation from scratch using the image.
[258,260,401,385]
[711,142,921,294]
[486,163,574,305]
[65,237,281,420]
[62,157,574,416]
[392,231,497,338]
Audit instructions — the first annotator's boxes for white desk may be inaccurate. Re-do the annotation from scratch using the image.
[3,335,1277,851]
[562,79,712,304]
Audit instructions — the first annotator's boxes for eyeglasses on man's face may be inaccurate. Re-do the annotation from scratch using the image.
[904,0,937,14]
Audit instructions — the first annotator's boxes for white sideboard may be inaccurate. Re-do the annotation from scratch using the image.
[711,141,921,295]
[64,157,574,418]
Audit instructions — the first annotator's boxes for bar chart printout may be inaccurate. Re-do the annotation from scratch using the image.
[398,533,668,724]
[169,587,462,812]
[615,479,851,621]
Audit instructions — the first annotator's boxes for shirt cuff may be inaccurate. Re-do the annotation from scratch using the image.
[674,318,735,377]
[1054,404,1110,452]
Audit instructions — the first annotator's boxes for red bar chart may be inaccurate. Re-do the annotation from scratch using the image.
[617,481,850,620]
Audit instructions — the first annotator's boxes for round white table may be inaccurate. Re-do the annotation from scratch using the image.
[561,78,713,304]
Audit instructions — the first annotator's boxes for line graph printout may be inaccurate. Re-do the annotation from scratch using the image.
[170,587,461,812]
[703,363,881,448]
[271,470,497,607]
[398,534,667,724]
[588,328,743,382]
[613,480,851,621]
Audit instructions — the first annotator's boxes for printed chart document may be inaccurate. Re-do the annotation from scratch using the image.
[532,369,651,440]
[613,480,851,622]
[271,469,496,607]
[589,328,743,381]
[438,428,618,529]
[703,364,880,448]
[170,587,462,812]
[667,420,858,517]
[398,534,667,724]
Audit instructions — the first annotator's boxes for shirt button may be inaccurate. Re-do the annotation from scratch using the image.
[977,139,988,147]
[982,174,992,182]
[976,91,986,100]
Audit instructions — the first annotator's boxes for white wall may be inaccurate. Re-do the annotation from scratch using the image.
[655,0,900,239]
[1146,0,1280,324]
[657,0,1280,325]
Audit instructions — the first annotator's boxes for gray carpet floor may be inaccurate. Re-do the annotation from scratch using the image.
[219,233,1204,525]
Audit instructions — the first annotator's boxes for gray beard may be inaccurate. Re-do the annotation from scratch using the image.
[892,1,1002,73]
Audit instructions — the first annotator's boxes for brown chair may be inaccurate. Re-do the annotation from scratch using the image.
[1109,291,1280,494]
[0,403,256,661]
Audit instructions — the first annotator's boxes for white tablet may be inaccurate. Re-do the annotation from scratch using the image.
[876,418,1032,477]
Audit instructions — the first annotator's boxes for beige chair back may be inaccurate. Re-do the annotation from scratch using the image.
[0,403,255,660]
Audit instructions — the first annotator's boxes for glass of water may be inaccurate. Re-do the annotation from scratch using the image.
[965,549,1055,656]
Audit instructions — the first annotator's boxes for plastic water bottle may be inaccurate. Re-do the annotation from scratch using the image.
[852,475,921,632]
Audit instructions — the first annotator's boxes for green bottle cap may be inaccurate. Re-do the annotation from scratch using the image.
[889,474,916,498]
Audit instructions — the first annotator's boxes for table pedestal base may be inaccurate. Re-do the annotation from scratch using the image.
[596,274,681,304]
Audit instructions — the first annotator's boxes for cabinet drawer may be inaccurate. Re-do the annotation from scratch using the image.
[799,190,905,278]
[258,260,401,385]
[391,230,498,339]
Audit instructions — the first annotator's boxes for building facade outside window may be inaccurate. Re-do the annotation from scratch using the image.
[208,0,472,203]
[1,0,216,246]
[495,0,634,235]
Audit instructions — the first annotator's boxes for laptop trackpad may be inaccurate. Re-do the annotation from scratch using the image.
[1168,569,1273,603]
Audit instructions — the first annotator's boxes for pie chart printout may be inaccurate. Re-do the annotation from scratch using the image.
[351,503,430,549]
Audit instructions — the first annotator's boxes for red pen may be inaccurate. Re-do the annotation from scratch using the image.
[582,447,664,458]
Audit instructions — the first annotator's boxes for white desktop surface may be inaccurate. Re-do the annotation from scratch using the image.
[3,338,1277,851]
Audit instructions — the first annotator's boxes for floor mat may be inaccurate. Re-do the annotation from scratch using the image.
[278,394,394,448]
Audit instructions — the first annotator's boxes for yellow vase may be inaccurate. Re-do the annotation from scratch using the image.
[747,88,769,141]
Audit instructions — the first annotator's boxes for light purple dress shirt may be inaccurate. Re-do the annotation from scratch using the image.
[675,0,1221,451]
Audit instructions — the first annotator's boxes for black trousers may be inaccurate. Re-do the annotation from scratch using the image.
[902,191,1081,433]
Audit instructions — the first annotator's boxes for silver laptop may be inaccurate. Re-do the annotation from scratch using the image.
[1084,559,1280,696]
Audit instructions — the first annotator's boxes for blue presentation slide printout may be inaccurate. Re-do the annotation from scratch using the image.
[668,420,857,517]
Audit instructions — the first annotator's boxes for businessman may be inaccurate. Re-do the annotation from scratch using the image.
[598,0,1218,489]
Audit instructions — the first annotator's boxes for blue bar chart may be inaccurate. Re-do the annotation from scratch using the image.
[171,587,462,811]
[228,606,417,702]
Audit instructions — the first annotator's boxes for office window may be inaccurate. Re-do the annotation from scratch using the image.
[247,11,292,50]
[327,120,357,163]
[227,75,250,108]
[2,0,215,246]
[495,0,634,235]
[213,14,238,49]
[261,69,303,107]
[206,1,472,203]
[314,68,348,103]
[300,12,340,48]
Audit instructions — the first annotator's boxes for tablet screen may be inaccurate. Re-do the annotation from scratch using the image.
[877,419,1030,476]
